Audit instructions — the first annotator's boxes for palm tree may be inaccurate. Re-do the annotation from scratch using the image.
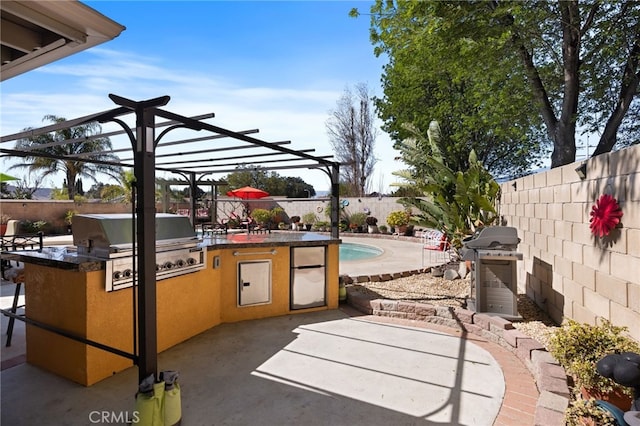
[10,115,122,200]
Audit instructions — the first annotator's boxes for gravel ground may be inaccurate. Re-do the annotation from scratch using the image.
[348,271,558,348]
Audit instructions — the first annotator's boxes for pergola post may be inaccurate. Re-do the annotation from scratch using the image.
[330,164,340,239]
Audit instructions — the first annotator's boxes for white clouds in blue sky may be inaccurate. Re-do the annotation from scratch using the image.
[1,1,402,193]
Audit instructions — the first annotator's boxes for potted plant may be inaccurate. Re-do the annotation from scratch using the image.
[271,207,285,224]
[290,216,301,231]
[250,208,272,229]
[378,225,388,234]
[312,221,329,232]
[564,398,617,426]
[302,212,317,231]
[365,216,378,234]
[547,318,640,411]
[348,212,367,232]
[386,210,411,234]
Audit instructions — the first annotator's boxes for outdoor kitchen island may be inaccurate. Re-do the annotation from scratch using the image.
[5,227,340,386]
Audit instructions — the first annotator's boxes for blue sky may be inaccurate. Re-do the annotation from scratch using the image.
[1,1,402,193]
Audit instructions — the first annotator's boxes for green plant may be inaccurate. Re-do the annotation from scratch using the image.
[251,208,272,225]
[386,210,410,227]
[312,221,329,232]
[349,212,367,227]
[65,209,78,225]
[302,212,317,225]
[564,398,616,426]
[21,220,47,233]
[548,318,640,397]
[394,122,500,249]
[378,225,388,234]
[271,207,285,223]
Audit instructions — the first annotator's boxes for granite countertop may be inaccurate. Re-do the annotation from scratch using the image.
[200,231,340,249]
[1,245,104,272]
[2,232,341,271]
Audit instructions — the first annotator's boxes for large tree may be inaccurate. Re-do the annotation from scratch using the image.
[223,166,315,198]
[11,115,122,200]
[357,0,640,171]
[326,83,378,196]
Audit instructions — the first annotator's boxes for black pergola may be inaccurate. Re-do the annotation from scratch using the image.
[0,94,341,384]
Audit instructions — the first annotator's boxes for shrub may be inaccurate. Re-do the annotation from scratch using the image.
[564,398,616,426]
[21,220,47,233]
[271,207,285,223]
[250,208,272,225]
[386,210,410,227]
[302,212,317,224]
[547,318,640,397]
[349,212,367,227]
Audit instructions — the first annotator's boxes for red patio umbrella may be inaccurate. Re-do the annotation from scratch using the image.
[226,186,269,200]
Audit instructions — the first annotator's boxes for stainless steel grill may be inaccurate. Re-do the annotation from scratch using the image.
[461,226,522,317]
[72,213,206,292]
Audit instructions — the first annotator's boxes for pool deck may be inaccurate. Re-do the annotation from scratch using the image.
[339,235,427,278]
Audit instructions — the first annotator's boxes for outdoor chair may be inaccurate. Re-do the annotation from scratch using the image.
[421,229,453,267]
[1,220,43,279]
[0,221,44,346]
[1,267,25,347]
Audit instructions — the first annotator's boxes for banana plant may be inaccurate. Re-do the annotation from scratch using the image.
[393,121,500,248]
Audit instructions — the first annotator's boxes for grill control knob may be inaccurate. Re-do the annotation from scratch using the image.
[123,269,132,278]
[113,271,122,280]
[176,259,186,267]
[156,264,162,271]
[187,258,197,266]
[164,261,174,269]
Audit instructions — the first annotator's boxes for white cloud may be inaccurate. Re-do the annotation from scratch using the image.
[1,47,402,193]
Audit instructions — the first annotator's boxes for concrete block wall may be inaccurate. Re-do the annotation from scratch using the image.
[499,144,640,342]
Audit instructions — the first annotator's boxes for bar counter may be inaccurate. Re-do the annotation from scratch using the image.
[2,231,341,386]
[4,231,340,271]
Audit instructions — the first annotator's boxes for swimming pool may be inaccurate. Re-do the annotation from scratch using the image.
[339,242,384,261]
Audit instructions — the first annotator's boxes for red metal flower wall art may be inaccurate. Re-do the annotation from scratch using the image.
[589,194,623,238]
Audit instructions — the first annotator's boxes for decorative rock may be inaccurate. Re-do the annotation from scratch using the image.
[443,268,460,280]
[458,261,470,278]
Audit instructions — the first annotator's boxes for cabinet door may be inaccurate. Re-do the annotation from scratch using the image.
[238,261,271,306]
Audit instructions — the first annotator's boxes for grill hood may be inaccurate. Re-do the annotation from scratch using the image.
[73,213,197,257]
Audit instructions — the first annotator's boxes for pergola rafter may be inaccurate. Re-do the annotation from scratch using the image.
[0,94,341,385]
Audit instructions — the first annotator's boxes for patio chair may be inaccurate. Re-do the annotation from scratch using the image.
[421,229,452,267]
[1,221,43,278]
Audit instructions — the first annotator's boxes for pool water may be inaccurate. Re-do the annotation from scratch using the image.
[339,242,384,261]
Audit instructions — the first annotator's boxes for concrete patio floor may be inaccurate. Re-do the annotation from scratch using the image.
[1,235,536,425]
[2,305,506,425]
